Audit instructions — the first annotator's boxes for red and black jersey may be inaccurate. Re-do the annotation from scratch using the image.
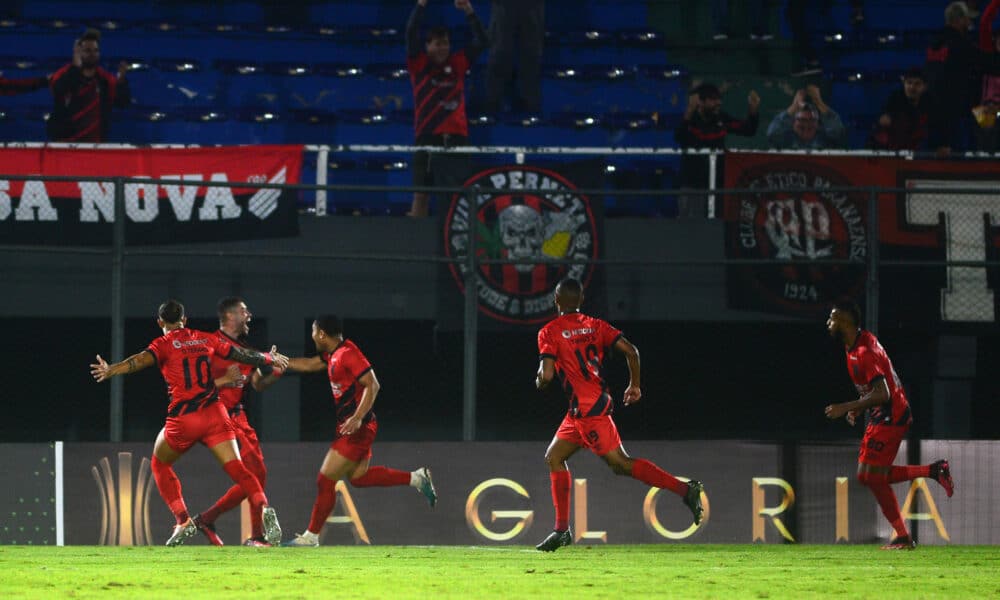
[320,339,375,426]
[0,75,48,96]
[209,330,257,414]
[404,4,487,139]
[48,64,130,142]
[845,330,912,427]
[146,328,233,417]
[538,312,623,417]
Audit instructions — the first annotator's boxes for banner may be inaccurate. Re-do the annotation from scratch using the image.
[436,158,605,328]
[0,145,302,245]
[723,153,1000,324]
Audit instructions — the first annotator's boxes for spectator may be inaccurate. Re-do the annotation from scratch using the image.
[1,74,49,96]
[867,67,930,151]
[766,85,846,149]
[924,1,1000,155]
[974,0,1000,150]
[674,82,760,218]
[48,28,130,142]
[483,0,543,113]
[405,0,488,217]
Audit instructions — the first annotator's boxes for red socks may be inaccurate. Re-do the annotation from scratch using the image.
[307,473,338,534]
[888,465,930,483]
[200,457,267,531]
[223,459,267,535]
[631,458,688,497]
[550,471,571,531]
[350,466,411,487]
[151,457,188,525]
[858,471,908,538]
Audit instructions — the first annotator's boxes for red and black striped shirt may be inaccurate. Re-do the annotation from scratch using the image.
[48,64,130,142]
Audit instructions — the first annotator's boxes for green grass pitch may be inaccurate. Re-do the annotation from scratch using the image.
[1,544,998,599]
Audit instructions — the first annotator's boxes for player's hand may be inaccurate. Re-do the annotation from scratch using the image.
[90,354,111,382]
[623,385,641,406]
[339,415,363,436]
[825,403,848,419]
[218,365,245,388]
[268,346,290,370]
[846,409,859,426]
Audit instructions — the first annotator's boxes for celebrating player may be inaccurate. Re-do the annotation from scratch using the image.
[190,297,286,547]
[824,299,955,550]
[90,299,288,547]
[282,315,437,547]
[534,277,704,552]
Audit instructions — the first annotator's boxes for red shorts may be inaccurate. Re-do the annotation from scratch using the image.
[858,423,908,466]
[231,412,266,482]
[555,413,622,456]
[330,419,378,463]
[163,402,235,454]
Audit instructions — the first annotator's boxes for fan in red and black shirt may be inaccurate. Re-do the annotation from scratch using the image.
[404,0,488,217]
[90,299,287,547]
[280,315,438,547]
[532,277,704,552]
[1,75,49,96]
[824,299,955,550]
[188,297,287,547]
[47,28,131,142]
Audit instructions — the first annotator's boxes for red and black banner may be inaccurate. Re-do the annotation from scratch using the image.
[0,145,302,245]
[435,158,605,328]
[723,153,1000,324]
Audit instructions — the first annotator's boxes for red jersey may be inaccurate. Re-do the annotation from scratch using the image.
[845,330,912,427]
[146,328,234,417]
[538,312,623,417]
[321,340,375,426]
[209,330,257,413]
[407,51,471,138]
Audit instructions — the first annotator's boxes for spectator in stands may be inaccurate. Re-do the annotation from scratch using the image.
[867,67,930,151]
[973,0,1000,150]
[924,1,1000,155]
[483,0,543,113]
[674,82,760,218]
[405,0,488,217]
[767,85,846,149]
[48,28,130,142]
[1,74,49,96]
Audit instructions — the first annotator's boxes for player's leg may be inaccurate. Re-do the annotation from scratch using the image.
[349,456,438,507]
[152,426,200,546]
[206,437,280,545]
[285,447,358,547]
[887,459,955,497]
[856,424,913,549]
[536,419,581,552]
[196,423,267,544]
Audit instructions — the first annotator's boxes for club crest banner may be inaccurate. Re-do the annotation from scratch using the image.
[0,145,302,245]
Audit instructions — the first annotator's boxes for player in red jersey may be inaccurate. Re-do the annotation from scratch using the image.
[534,278,704,552]
[190,297,286,547]
[824,300,955,550]
[90,299,289,547]
[281,315,437,547]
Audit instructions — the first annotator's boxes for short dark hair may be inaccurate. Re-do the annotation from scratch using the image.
[426,26,449,44]
[79,28,101,44]
[216,296,245,322]
[694,82,721,101]
[832,298,862,328]
[158,299,185,324]
[314,315,343,337]
[556,277,582,295]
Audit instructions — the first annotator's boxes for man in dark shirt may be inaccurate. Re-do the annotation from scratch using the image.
[868,67,931,151]
[674,82,760,218]
[48,28,130,142]
[405,0,488,217]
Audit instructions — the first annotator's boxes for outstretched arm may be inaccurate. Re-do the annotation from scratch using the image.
[825,376,889,420]
[614,336,641,405]
[284,355,327,373]
[459,0,489,63]
[90,350,155,382]
[225,345,289,370]
[536,357,555,390]
[406,0,427,58]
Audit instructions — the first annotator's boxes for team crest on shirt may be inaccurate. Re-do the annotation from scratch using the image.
[444,166,599,324]
[729,162,867,317]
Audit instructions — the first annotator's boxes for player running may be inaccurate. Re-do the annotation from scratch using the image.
[90,299,288,547]
[824,299,955,550]
[281,315,437,547]
[534,277,704,552]
[190,297,286,547]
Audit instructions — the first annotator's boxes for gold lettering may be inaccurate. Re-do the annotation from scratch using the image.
[642,477,710,540]
[835,476,849,542]
[900,478,950,541]
[465,478,533,541]
[573,479,607,543]
[752,477,796,542]
[324,480,371,544]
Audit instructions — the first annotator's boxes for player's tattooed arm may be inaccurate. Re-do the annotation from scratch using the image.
[227,345,289,370]
[90,350,155,382]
